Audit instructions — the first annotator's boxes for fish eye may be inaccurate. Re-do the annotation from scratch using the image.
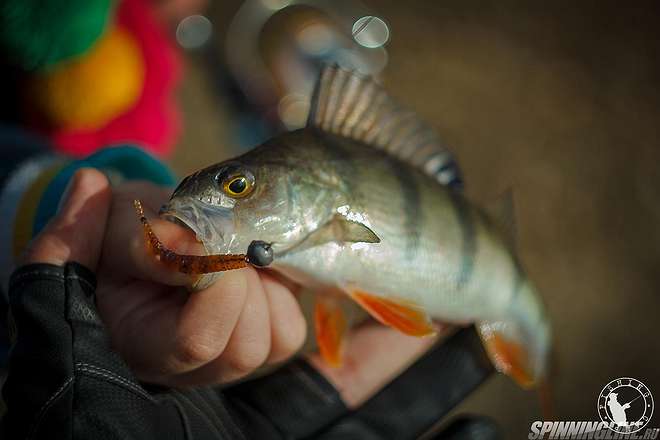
[222,174,254,198]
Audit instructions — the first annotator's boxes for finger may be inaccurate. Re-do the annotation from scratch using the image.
[166,267,271,386]
[129,216,204,286]
[120,182,199,286]
[261,268,304,296]
[119,268,250,381]
[169,268,251,374]
[23,168,112,269]
[100,181,201,286]
[261,273,307,364]
[307,323,444,408]
[215,268,271,381]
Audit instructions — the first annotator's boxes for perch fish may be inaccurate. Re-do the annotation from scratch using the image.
[150,66,551,387]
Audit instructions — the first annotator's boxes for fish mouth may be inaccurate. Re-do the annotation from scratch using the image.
[160,212,203,243]
[159,205,225,290]
[158,198,234,255]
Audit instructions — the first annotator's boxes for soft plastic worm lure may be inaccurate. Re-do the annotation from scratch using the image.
[133,199,249,274]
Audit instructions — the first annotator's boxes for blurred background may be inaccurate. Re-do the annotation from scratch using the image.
[2,0,660,437]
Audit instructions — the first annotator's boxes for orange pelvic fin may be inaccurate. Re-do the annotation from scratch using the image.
[349,290,436,337]
[314,296,347,368]
[479,327,535,388]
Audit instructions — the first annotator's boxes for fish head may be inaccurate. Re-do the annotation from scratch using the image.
[159,142,343,260]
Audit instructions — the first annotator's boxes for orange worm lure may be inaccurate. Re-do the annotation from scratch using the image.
[133,199,248,274]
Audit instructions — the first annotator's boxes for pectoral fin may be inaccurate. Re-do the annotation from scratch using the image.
[283,215,380,255]
[335,216,381,243]
[349,290,436,337]
[314,214,380,244]
[314,296,347,368]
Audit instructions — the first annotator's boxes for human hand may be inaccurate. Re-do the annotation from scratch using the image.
[23,169,304,386]
[92,180,308,387]
[24,169,442,404]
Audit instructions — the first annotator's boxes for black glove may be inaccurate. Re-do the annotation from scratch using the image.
[2,262,498,440]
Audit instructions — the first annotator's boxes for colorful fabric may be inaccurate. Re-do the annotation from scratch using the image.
[0,0,113,71]
[29,26,145,131]
[47,0,182,158]
[34,145,177,235]
[0,156,64,293]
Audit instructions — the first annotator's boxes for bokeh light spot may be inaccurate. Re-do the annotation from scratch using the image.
[176,15,213,49]
[352,16,389,48]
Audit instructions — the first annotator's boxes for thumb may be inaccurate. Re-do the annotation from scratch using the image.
[98,181,202,287]
[22,168,112,270]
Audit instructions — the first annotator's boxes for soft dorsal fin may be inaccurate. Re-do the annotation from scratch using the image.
[307,65,463,189]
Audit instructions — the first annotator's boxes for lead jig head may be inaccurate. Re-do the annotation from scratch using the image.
[247,240,274,267]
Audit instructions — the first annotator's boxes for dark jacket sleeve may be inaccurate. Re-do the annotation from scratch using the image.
[1,262,498,440]
[2,263,184,439]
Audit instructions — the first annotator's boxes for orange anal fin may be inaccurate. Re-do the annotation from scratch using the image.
[481,331,535,388]
[349,290,436,337]
[314,297,347,368]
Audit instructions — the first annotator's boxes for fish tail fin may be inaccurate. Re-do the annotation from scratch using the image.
[477,282,551,388]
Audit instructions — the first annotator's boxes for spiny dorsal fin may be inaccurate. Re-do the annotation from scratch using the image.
[308,65,463,189]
